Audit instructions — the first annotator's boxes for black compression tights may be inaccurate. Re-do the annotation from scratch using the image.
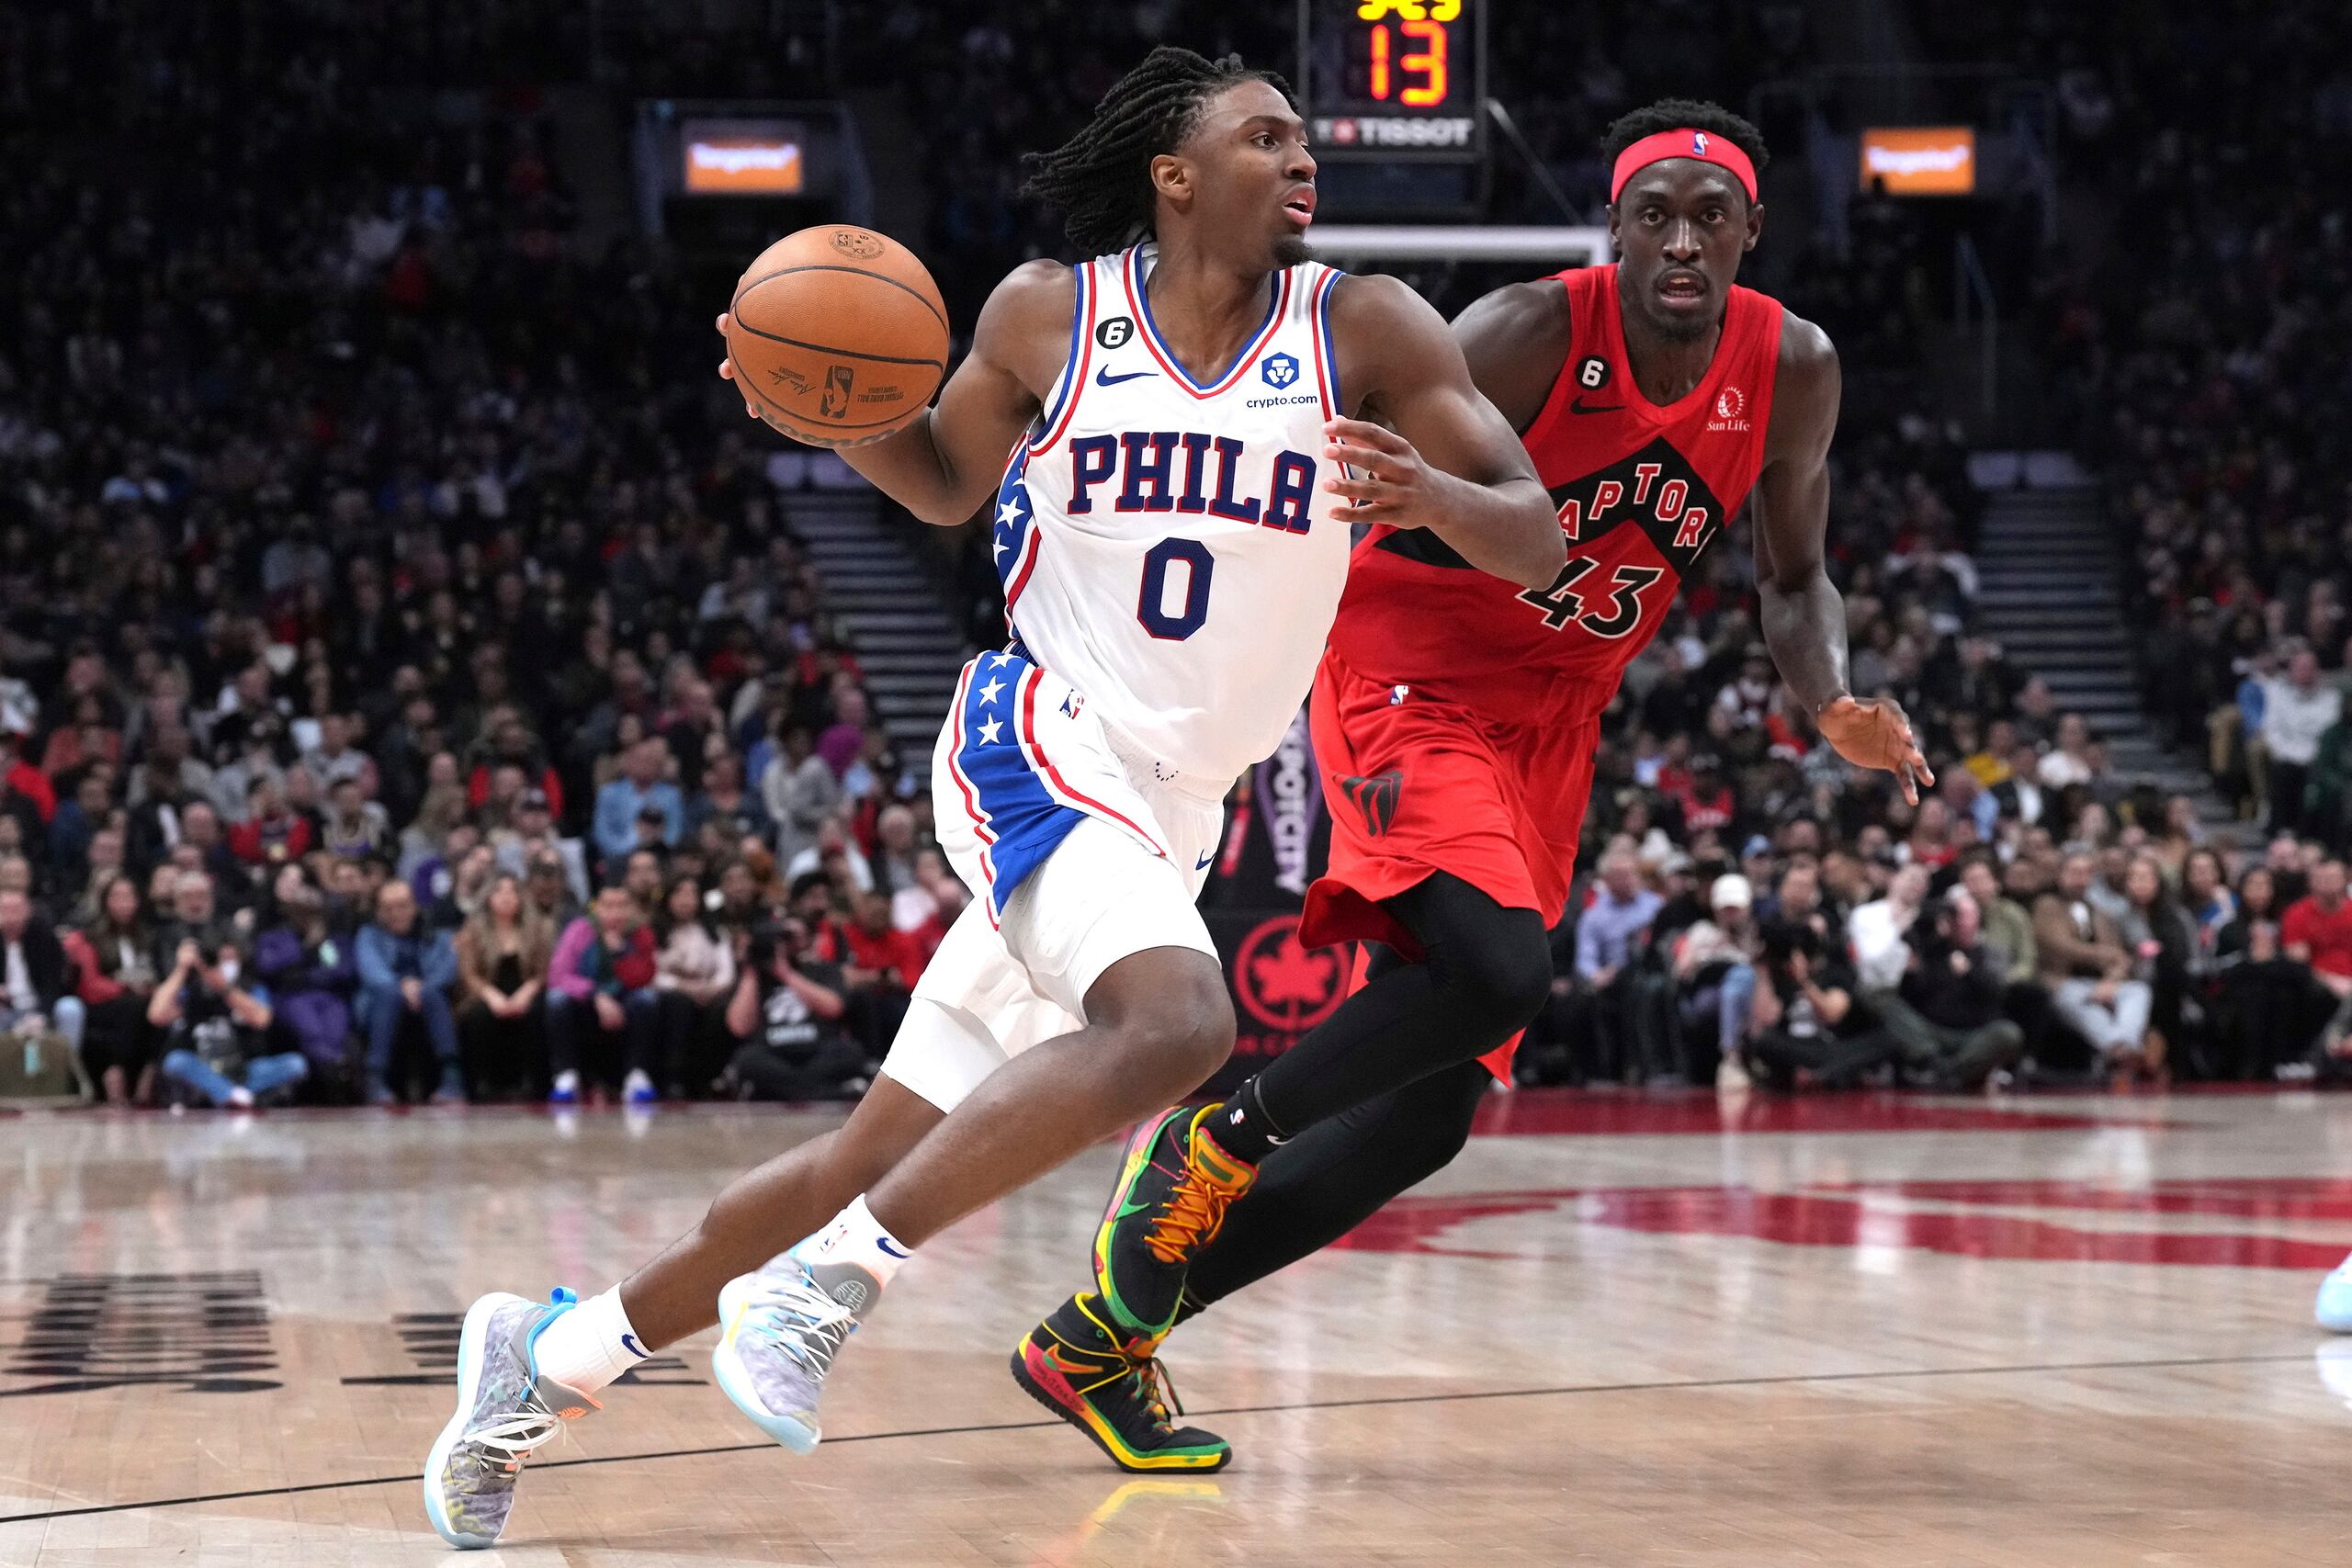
[1239,871,1551,1143]
[1182,1053,1491,1311]
[1182,874,1553,1309]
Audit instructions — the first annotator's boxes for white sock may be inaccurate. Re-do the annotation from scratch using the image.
[789,1194,912,1291]
[530,1287,650,1396]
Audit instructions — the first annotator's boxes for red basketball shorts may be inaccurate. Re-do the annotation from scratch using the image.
[1299,651,1603,1079]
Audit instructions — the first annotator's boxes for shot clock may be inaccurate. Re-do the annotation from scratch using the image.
[1298,0,1487,162]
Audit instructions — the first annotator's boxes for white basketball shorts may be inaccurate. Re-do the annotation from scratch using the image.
[879,650,1227,1114]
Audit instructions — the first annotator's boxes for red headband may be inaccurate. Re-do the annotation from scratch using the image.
[1610,128,1758,203]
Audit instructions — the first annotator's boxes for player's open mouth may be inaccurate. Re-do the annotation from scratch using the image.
[1282,190,1316,227]
[1658,270,1707,302]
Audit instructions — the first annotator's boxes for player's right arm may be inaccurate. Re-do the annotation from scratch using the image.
[718,260,1073,526]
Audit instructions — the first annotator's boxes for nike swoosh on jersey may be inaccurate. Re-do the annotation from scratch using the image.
[1095,367,1157,387]
[1570,396,1624,413]
[1194,851,1216,870]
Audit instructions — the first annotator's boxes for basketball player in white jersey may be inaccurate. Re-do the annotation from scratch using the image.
[423,47,1559,1546]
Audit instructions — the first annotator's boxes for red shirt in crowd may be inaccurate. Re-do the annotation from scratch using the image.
[2282,895,2352,978]
[902,909,949,965]
[468,761,564,820]
[842,920,928,988]
[4,754,55,822]
[1908,835,1960,872]
[228,810,314,867]
[1670,781,1736,835]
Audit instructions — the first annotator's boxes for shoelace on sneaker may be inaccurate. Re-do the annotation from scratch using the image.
[745,1270,859,1371]
[1129,1355,1186,1430]
[463,1406,565,1472]
[1143,1163,1248,1264]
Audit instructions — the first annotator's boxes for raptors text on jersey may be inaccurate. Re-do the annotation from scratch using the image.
[1326,263,1782,725]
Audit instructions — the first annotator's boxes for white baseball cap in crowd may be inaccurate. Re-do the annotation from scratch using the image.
[1711,874,1753,910]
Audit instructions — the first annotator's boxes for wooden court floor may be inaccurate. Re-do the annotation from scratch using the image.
[5,1088,2352,1565]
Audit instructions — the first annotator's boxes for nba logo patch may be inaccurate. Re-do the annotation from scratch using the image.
[1692,131,1709,154]
[1260,353,1299,389]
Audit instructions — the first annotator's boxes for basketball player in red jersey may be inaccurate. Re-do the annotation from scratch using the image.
[1025,98,1931,1471]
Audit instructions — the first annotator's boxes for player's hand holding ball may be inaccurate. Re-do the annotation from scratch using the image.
[1817,694,1933,805]
[716,225,948,448]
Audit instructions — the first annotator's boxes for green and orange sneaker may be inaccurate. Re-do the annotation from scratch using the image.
[1091,1104,1257,1339]
[1012,1292,1229,1473]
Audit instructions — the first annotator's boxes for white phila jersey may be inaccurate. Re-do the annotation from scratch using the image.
[989,242,1352,784]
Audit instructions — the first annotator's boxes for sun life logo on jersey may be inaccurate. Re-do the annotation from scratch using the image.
[1708,385,1749,433]
[1260,352,1299,389]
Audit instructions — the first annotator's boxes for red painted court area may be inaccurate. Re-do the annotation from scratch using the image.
[1466,1088,2163,1135]
[1332,1175,2352,1268]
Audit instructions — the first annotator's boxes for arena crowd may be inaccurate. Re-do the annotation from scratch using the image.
[3,0,2343,1108]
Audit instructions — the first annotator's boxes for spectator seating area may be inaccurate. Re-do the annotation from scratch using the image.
[1505,0,2352,1093]
[6,1,2349,1110]
[0,2,959,1107]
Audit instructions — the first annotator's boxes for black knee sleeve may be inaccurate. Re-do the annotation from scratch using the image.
[1425,916,1553,1040]
[1401,874,1554,1043]
[1249,872,1555,1141]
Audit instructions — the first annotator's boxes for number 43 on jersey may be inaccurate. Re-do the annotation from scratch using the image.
[1518,556,1664,638]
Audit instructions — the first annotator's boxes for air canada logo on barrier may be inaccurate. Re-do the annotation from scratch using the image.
[1233,916,1344,1033]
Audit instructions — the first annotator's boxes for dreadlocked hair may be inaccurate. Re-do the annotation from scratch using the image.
[1021,46,1295,256]
[1600,97,1770,182]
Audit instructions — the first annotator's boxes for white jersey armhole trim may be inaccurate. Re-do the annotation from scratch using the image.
[1310,265,1346,422]
[1027,260,1098,454]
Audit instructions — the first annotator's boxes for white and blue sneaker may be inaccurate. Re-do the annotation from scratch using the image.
[2317,1254,2352,1332]
[710,1255,878,1453]
[423,1289,597,1549]
[623,1069,658,1107]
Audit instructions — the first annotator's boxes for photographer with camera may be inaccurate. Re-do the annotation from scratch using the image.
[1888,887,2027,1090]
[1743,919,1899,1092]
[720,914,869,1102]
[150,926,300,1108]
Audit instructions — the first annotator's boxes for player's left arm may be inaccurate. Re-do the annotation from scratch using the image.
[1752,310,1932,804]
[1324,275,1564,590]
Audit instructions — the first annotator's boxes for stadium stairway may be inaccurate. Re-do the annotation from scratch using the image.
[785,491,965,780]
[1969,454,2233,830]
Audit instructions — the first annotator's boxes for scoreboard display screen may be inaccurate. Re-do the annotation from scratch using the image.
[1298,0,1487,161]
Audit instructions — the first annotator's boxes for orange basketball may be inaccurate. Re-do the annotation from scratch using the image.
[725,225,949,448]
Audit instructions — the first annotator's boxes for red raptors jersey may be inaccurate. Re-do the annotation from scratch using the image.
[1326,264,1782,723]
